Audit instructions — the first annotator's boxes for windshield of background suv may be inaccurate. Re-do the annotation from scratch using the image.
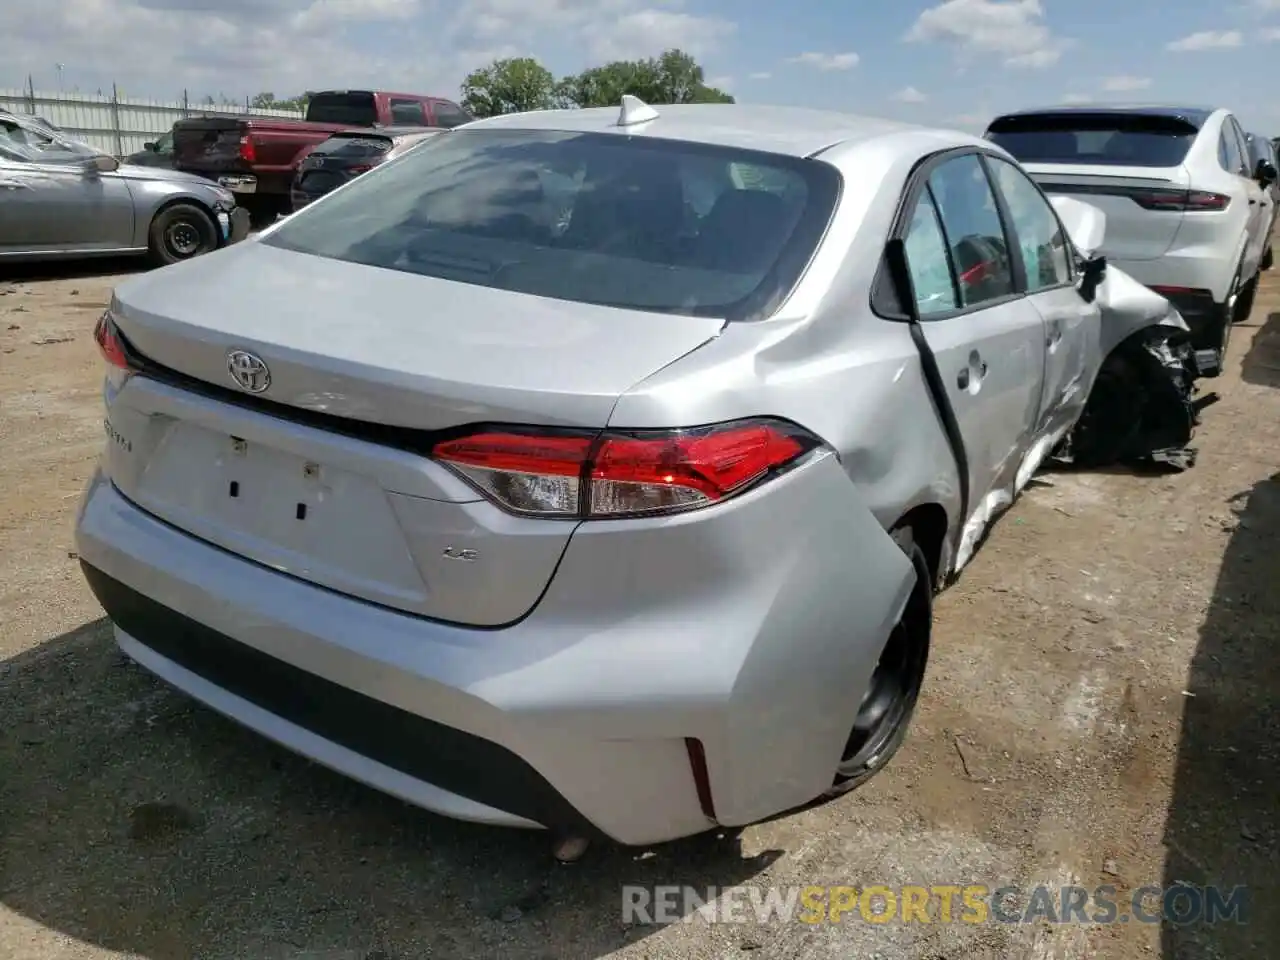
[986,113,1197,167]
[262,129,840,318]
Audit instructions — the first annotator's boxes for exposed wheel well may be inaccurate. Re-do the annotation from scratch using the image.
[892,503,948,593]
[150,196,218,232]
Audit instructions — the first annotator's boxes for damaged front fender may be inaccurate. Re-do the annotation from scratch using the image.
[1058,264,1203,472]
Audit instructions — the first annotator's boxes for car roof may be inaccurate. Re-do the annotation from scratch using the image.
[989,104,1218,130]
[462,103,941,159]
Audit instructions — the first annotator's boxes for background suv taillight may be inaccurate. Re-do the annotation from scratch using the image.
[1130,189,1229,211]
[237,135,256,163]
[431,419,823,519]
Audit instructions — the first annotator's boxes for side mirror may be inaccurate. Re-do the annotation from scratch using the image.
[143,141,157,152]
[1078,254,1107,304]
[83,155,119,175]
[1255,158,1277,187]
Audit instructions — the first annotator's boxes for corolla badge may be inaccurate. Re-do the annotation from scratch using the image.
[227,350,271,393]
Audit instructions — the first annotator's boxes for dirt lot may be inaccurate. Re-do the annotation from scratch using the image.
[1,255,1277,960]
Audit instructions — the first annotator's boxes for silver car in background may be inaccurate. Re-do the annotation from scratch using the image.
[77,99,1190,848]
[0,111,250,266]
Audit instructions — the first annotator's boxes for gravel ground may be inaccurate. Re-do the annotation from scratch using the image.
[0,253,1277,960]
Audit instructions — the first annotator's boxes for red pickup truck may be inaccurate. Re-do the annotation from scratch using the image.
[172,90,472,227]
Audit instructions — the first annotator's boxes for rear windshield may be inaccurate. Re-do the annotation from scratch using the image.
[986,113,1197,167]
[311,134,393,158]
[262,129,840,318]
[306,92,378,126]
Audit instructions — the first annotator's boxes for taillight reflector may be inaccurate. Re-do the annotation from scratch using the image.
[431,419,821,519]
[1131,189,1229,211]
[238,135,256,163]
[93,311,130,370]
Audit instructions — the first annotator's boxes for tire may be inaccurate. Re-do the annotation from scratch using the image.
[824,526,933,797]
[147,203,218,267]
[1233,274,1258,325]
[1262,246,1274,272]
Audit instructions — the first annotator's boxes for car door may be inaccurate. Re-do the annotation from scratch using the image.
[1224,117,1265,279]
[985,154,1099,439]
[0,126,134,252]
[900,152,1047,538]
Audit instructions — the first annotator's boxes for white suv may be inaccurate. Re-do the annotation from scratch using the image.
[985,105,1278,377]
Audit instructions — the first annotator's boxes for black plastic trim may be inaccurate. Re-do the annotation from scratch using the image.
[81,561,606,840]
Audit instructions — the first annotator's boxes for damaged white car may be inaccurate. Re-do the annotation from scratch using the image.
[77,106,1204,849]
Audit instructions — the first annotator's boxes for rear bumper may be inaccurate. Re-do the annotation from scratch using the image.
[1105,258,1228,351]
[225,206,251,244]
[74,455,914,845]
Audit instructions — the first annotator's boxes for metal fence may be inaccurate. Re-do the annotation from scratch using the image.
[0,80,304,158]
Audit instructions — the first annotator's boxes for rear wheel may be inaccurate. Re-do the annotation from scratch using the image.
[147,203,218,267]
[1233,274,1258,325]
[1262,246,1274,272]
[825,527,932,796]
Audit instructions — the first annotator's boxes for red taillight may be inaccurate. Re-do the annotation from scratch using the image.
[1130,189,1228,211]
[431,419,821,519]
[237,135,256,163]
[93,311,129,370]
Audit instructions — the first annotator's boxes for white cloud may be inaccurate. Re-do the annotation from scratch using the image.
[906,0,1067,68]
[1101,74,1151,91]
[786,51,860,71]
[3,0,737,102]
[749,71,772,80]
[1263,27,1280,41]
[892,85,928,103]
[707,75,733,89]
[1166,29,1243,51]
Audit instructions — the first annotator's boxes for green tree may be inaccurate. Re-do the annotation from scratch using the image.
[250,91,308,113]
[558,48,733,108]
[461,57,561,118]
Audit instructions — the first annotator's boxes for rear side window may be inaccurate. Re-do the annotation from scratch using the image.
[389,98,426,125]
[305,92,378,126]
[311,135,393,159]
[262,129,840,319]
[1219,124,1246,175]
[927,154,1015,307]
[986,112,1197,168]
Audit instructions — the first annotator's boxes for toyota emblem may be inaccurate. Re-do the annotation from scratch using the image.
[227,350,271,393]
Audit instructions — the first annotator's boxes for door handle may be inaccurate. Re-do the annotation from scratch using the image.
[1048,319,1063,346]
[958,354,988,390]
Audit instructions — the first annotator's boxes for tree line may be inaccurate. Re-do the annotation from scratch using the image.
[245,48,732,120]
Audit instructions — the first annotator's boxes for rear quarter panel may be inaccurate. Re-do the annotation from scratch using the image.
[608,132,971,566]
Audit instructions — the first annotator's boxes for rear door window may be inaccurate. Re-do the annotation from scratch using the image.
[389,98,426,125]
[986,156,1072,291]
[987,113,1198,168]
[927,154,1015,308]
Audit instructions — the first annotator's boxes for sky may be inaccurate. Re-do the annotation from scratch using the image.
[6,0,1280,135]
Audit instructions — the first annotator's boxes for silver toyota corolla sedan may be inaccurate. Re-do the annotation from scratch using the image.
[75,99,1189,849]
[0,111,250,266]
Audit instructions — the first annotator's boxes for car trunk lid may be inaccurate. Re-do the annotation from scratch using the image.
[102,243,724,624]
[987,110,1200,261]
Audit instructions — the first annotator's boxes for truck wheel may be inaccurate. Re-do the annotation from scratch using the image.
[824,526,932,797]
[148,203,218,267]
